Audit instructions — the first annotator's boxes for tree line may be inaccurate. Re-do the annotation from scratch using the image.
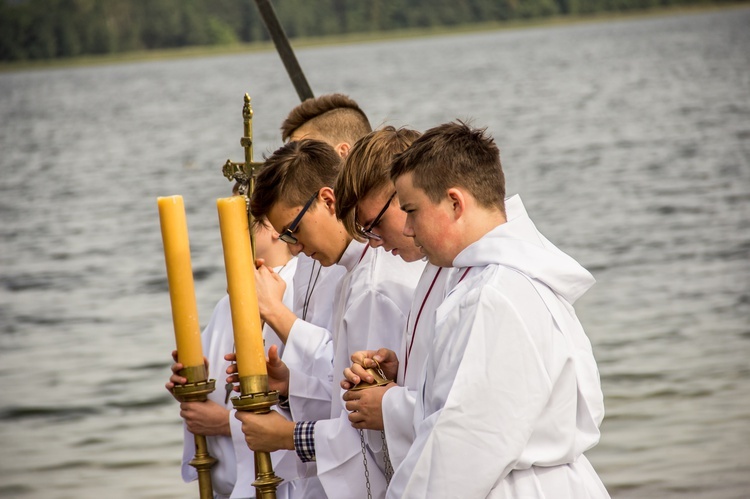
[0,0,736,62]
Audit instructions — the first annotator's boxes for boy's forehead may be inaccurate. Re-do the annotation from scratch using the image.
[394,172,417,195]
[267,200,301,227]
[356,191,386,222]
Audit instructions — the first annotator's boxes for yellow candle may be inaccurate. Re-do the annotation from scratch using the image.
[157,195,204,368]
[216,196,267,378]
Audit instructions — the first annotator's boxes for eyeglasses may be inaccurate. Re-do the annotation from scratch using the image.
[357,191,396,241]
[279,191,318,245]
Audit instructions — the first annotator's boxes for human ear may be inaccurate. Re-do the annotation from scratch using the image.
[335,142,351,159]
[319,186,337,213]
[446,188,466,220]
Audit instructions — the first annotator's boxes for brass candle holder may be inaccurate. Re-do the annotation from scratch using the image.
[171,364,217,499]
[220,92,283,497]
[232,374,284,498]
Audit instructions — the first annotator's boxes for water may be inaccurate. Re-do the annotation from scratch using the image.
[1,7,749,498]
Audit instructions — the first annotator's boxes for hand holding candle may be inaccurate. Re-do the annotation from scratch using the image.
[216,196,267,379]
[157,195,204,369]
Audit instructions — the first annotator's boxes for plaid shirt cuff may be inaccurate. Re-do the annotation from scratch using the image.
[294,421,316,462]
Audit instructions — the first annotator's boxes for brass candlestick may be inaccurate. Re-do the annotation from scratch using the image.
[232,374,283,498]
[222,93,283,498]
[171,364,217,499]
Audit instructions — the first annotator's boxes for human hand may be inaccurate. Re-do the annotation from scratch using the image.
[235,410,295,453]
[267,345,290,396]
[166,350,209,395]
[254,264,287,321]
[225,345,289,396]
[180,399,231,436]
[342,383,395,431]
[341,348,399,390]
[224,352,241,393]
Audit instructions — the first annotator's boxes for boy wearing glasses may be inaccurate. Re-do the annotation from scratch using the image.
[380,121,609,498]
[332,126,451,473]
[234,139,424,499]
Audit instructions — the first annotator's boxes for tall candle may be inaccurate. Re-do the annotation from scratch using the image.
[157,195,204,368]
[216,196,267,378]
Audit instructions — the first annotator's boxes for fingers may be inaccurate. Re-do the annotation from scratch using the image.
[171,349,178,362]
[351,363,374,383]
[344,398,358,412]
[224,352,237,362]
[342,367,361,386]
[254,257,266,269]
[267,344,282,366]
[375,347,397,363]
[342,390,359,402]
[350,350,377,366]
[348,410,365,425]
[169,360,187,388]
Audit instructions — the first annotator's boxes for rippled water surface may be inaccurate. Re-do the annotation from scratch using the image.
[1,7,749,499]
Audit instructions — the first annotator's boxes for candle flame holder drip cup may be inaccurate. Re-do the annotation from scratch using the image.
[232,374,283,498]
[171,364,217,499]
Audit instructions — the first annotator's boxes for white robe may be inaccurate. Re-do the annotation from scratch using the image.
[181,258,316,499]
[288,240,425,499]
[381,262,449,471]
[387,196,609,499]
[382,196,535,471]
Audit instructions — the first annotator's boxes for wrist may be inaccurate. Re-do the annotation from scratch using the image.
[263,305,297,344]
[283,419,296,451]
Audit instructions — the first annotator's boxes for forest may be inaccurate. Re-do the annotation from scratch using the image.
[0,0,740,62]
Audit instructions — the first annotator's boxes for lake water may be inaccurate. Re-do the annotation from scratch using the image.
[1,6,749,499]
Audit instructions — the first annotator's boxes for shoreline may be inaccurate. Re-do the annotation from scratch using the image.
[1,2,747,74]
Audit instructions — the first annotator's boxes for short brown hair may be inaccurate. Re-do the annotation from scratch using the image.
[250,140,342,223]
[281,93,371,146]
[390,121,505,212]
[334,126,421,240]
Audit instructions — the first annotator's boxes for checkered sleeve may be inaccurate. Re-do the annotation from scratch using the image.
[293,421,316,462]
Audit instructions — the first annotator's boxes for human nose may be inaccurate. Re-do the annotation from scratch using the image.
[402,218,415,238]
[287,241,303,256]
[368,236,384,249]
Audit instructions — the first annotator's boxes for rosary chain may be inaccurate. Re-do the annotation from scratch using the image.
[360,429,373,499]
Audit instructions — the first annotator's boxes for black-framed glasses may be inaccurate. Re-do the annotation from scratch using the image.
[279,191,318,245]
[357,191,396,241]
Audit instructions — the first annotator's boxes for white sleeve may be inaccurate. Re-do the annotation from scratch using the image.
[381,386,417,471]
[283,318,334,422]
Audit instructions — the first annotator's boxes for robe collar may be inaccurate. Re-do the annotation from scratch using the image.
[337,238,369,272]
[453,194,595,304]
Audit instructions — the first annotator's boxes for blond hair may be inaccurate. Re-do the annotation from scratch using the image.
[334,126,421,240]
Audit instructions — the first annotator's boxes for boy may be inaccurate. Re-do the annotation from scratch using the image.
[233,139,424,499]
[384,121,609,498]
